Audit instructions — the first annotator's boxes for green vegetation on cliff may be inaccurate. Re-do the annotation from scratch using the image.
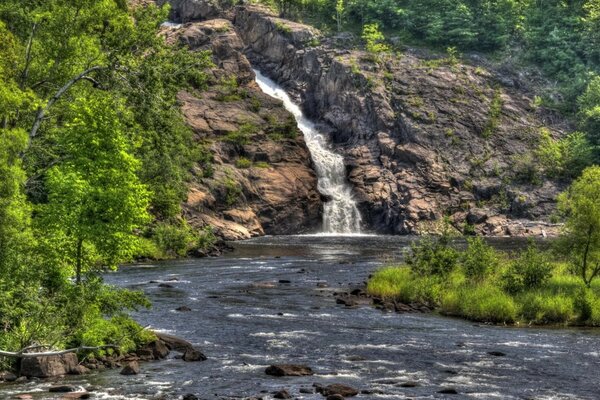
[0,0,211,365]
[368,167,600,326]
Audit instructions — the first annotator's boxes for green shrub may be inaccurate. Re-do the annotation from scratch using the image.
[481,88,503,138]
[275,21,292,34]
[224,123,258,145]
[537,129,594,179]
[152,221,198,258]
[502,243,553,294]
[461,237,500,281]
[197,226,217,251]
[235,157,252,169]
[406,235,459,278]
[222,177,242,206]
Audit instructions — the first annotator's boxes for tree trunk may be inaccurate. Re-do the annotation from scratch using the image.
[75,238,83,285]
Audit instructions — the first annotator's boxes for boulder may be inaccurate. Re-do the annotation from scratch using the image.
[20,353,78,378]
[273,389,291,399]
[317,384,359,397]
[182,395,199,400]
[183,348,207,362]
[265,364,314,376]
[137,340,170,360]
[120,361,140,375]
[0,371,17,382]
[154,332,194,353]
[69,365,90,375]
[326,395,345,400]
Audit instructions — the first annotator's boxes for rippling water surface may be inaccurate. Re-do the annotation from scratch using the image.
[3,235,599,399]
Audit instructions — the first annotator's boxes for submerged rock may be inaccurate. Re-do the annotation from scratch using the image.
[48,385,77,392]
[438,387,459,394]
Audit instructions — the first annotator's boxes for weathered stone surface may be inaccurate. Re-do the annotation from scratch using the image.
[20,353,78,378]
[154,332,195,353]
[120,361,140,375]
[265,364,314,376]
[137,340,170,360]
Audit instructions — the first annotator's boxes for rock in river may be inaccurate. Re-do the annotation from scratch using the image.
[120,361,140,375]
[265,364,314,376]
[183,348,207,362]
[20,353,78,378]
[317,383,359,397]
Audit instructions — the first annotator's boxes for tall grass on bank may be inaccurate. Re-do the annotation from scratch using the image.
[367,238,600,326]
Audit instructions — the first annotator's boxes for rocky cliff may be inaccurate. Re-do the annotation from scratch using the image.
[160,0,568,237]
[163,19,321,240]
[233,5,567,236]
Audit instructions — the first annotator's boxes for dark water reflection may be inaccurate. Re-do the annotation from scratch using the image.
[2,235,599,399]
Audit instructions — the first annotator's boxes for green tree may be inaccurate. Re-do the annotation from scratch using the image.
[558,166,600,287]
[335,0,344,32]
[38,94,150,284]
[362,23,389,54]
[579,76,600,148]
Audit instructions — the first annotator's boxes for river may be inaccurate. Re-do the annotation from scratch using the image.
[3,235,599,399]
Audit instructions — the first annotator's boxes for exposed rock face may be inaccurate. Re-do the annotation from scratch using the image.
[19,353,78,378]
[234,5,568,236]
[163,19,322,240]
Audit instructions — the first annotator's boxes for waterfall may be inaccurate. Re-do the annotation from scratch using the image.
[253,69,362,234]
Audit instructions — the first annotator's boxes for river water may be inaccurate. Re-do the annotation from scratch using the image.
[3,235,599,399]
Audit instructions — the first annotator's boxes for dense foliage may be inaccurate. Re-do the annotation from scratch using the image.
[0,0,211,364]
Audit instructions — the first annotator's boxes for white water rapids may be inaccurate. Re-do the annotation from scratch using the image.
[254,69,362,234]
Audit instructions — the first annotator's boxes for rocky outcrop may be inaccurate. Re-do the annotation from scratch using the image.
[19,354,78,378]
[163,19,322,240]
[234,5,568,236]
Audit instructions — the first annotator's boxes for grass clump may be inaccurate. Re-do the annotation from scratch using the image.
[224,123,258,145]
[367,235,600,326]
[235,157,252,169]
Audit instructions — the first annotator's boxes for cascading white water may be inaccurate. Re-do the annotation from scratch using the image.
[254,69,362,234]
